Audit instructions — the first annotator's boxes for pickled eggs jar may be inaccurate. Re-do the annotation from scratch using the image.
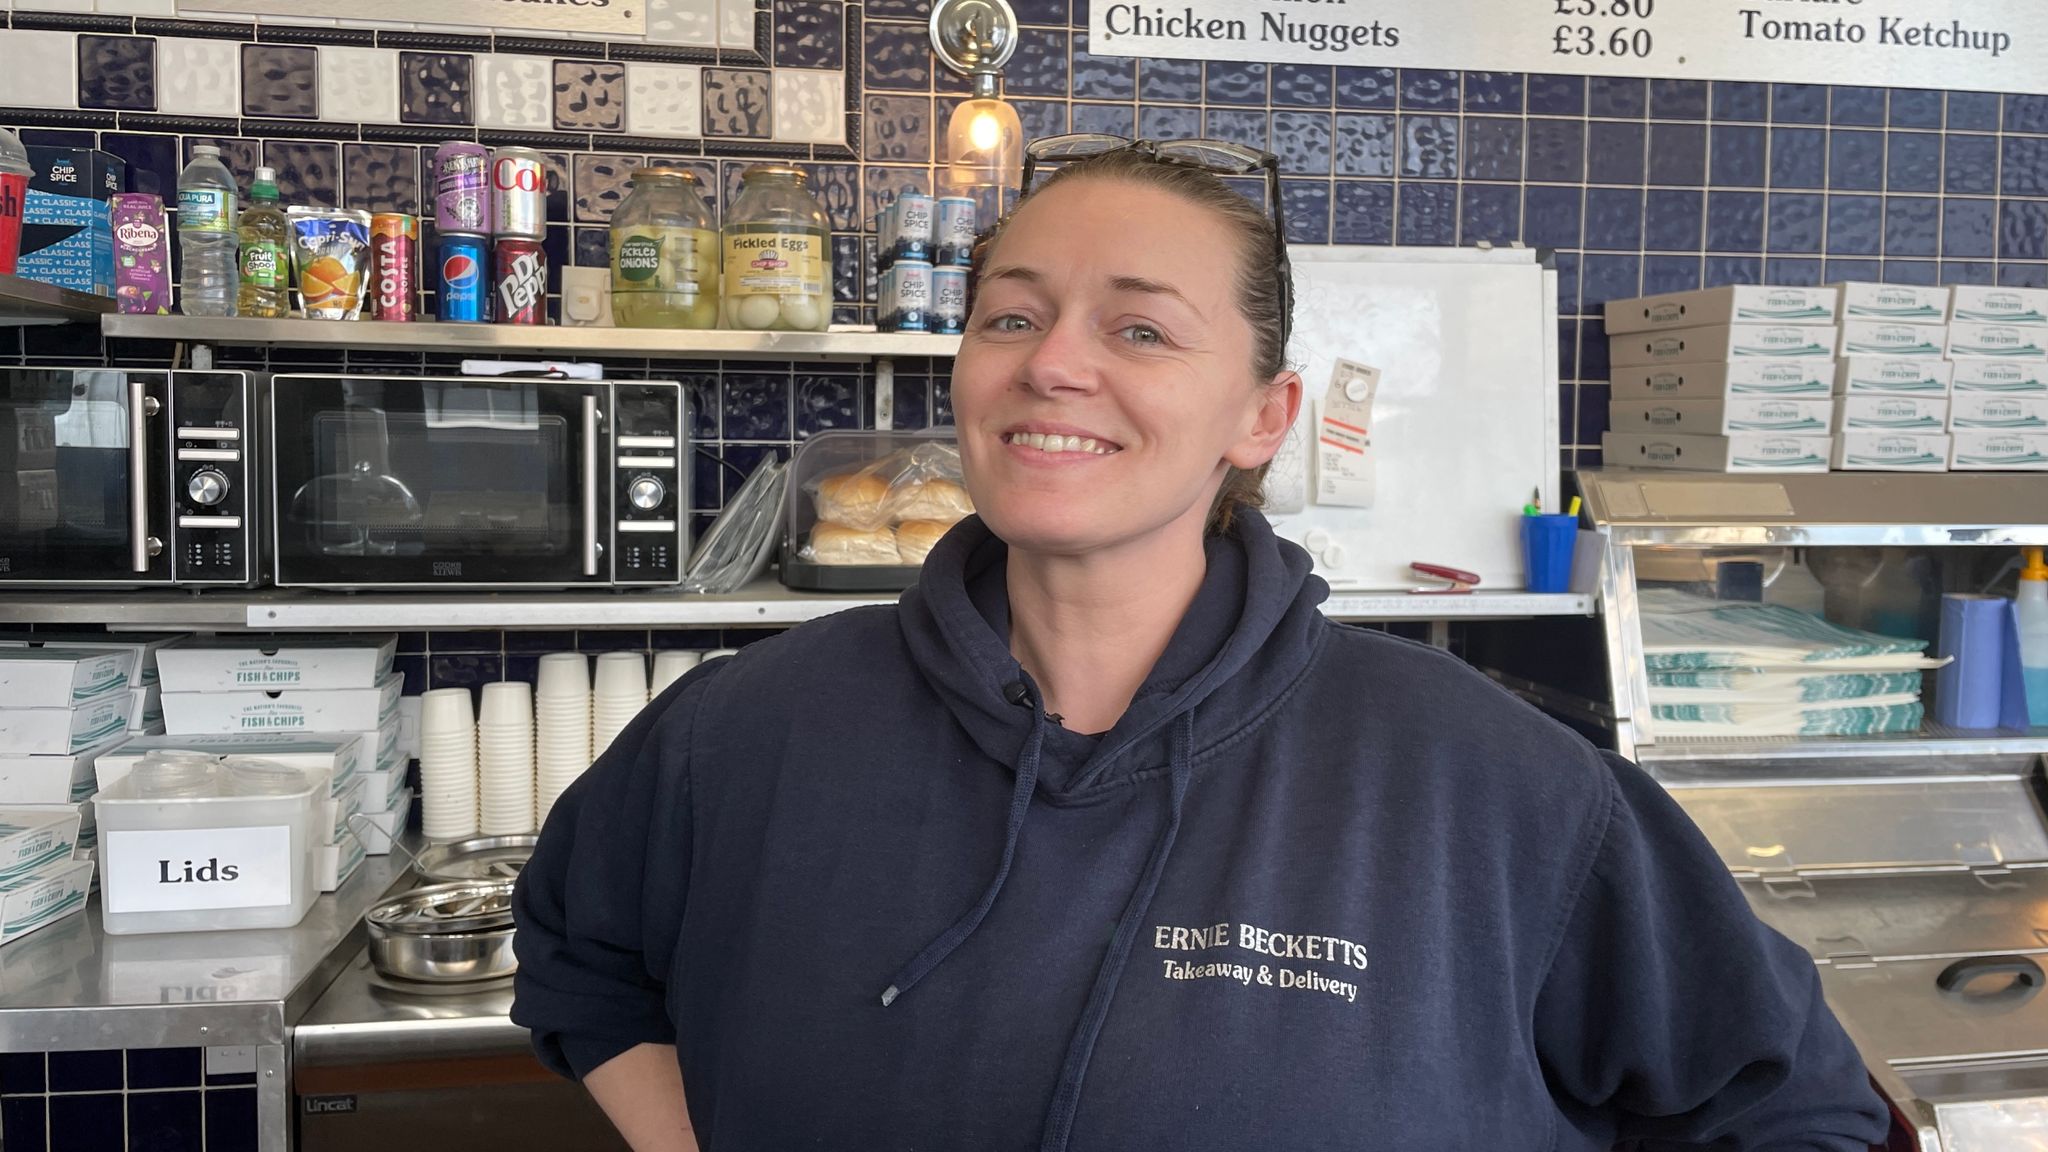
[721,164,832,332]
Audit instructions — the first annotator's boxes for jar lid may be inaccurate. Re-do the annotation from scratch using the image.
[630,166,699,185]
[740,163,809,186]
[413,834,538,883]
[368,879,516,935]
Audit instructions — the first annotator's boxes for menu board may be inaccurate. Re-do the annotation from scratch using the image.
[1086,1,2048,96]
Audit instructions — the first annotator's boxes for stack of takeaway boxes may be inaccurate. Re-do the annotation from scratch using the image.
[1604,283,2048,472]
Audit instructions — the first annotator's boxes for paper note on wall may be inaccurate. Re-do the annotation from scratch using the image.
[1315,359,1379,508]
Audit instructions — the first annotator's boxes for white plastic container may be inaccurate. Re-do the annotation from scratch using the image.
[96,731,364,795]
[94,765,327,934]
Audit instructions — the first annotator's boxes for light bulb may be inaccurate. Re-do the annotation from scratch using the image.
[969,109,1003,152]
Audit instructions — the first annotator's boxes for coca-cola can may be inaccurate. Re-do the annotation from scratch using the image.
[433,141,491,235]
[490,147,547,240]
[493,236,547,325]
[368,213,417,321]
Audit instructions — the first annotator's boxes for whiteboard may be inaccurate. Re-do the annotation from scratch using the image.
[1263,246,1560,591]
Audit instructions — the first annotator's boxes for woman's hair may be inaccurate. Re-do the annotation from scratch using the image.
[968,149,1294,535]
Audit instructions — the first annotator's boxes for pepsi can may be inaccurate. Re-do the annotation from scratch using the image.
[894,193,933,264]
[436,233,488,323]
[433,141,491,235]
[894,259,932,333]
[932,266,967,335]
[936,196,977,266]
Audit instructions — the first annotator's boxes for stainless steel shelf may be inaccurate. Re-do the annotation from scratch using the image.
[0,582,1594,631]
[1582,469,2048,547]
[1637,723,2048,766]
[0,273,114,327]
[101,314,961,360]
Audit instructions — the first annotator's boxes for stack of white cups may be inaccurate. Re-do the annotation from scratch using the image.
[535,653,592,823]
[705,648,740,663]
[477,680,536,835]
[592,652,649,760]
[418,688,478,841]
[650,650,701,697]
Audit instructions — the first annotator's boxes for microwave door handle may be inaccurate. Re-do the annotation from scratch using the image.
[582,394,601,578]
[128,378,153,572]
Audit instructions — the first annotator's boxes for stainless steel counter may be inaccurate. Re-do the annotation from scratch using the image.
[294,948,523,1066]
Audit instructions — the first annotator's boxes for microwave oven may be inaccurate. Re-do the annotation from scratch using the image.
[0,368,256,586]
[267,374,685,588]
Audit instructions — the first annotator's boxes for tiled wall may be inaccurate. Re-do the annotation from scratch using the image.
[0,1046,259,1152]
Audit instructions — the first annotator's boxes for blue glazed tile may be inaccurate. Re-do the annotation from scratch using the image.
[1072,103,1133,137]
[399,52,472,126]
[864,95,931,162]
[1332,181,1392,244]
[574,225,608,268]
[1399,114,1457,178]
[680,375,719,441]
[1577,381,1613,439]
[100,132,180,198]
[1461,183,1518,245]
[1139,104,1200,141]
[1578,320,1608,381]
[807,162,860,231]
[1644,189,1702,250]
[1205,61,1267,106]
[1271,111,1331,176]
[1765,256,1824,286]
[20,129,97,148]
[1140,58,1201,103]
[1942,261,1998,286]
[1558,320,1579,379]
[554,60,625,132]
[1526,74,1584,116]
[1014,98,1068,140]
[127,1049,202,1091]
[504,629,576,653]
[1826,258,1882,283]
[1710,124,1765,187]
[1462,72,1522,113]
[1831,86,1885,126]
[1943,198,1996,258]
[2005,137,2048,196]
[1712,81,1767,122]
[1523,185,1582,248]
[1583,188,1642,251]
[1886,132,1941,193]
[49,1050,122,1093]
[1586,121,1644,185]
[50,1092,124,1151]
[1272,65,1332,107]
[244,43,319,119]
[2,1098,45,1148]
[863,22,929,91]
[1647,123,1706,186]
[775,0,844,69]
[1552,250,1580,315]
[1010,0,1066,26]
[1830,130,1884,191]
[1334,66,1397,110]
[342,143,422,217]
[1889,89,1942,128]
[1395,181,1456,245]
[930,380,955,427]
[796,374,859,438]
[1827,194,1881,255]
[1071,32,1134,100]
[1204,108,1267,151]
[1462,117,1520,181]
[830,234,860,302]
[0,1051,45,1093]
[1768,192,1824,253]
[1950,91,2000,130]
[1588,77,1645,118]
[425,629,502,654]
[1399,69,1458,109]
[1703,190,1769,251]
[265,142,340,209]
[703,68,771,137]
[127,1089,201,1152]
[2009,94,2048,135]
[1772,83,1827,124]
[1280,179,1329,244]
[1525,119,1584,183]
[205,1088,257,1152]
[2002,201,2048,261]
[723,373,792,439]
[865,0,926,16]
[79,35,155,112]
[1333,113,1394,178]
[1009,29,1069,97]
[1770,127,1825,189]
[1945,135,1997,195]
[691,450,726,509]
[2001,263,2048,288]
[1580,254,1640,311]
[1651,80,1707,121]
[1884,196,1939,257]
[393,654,425,694]
[1705,255,1762,287]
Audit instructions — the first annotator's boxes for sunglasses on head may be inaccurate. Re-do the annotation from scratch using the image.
[1021,133,1293,351]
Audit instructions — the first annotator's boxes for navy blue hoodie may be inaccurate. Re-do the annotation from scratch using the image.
[512,512,1889,1150]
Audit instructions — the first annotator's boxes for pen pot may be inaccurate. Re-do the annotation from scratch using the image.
[1521,515,1578,593]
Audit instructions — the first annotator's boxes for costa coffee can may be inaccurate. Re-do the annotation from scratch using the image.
[436,233,488,323]
[368,213,417,321]
[493,236,547,325]
[433,141,491,235]
[489,147,547,240]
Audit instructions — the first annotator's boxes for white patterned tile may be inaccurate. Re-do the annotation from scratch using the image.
[626,63,701,138]
[0,31,77,109]
[477,54,552,130]
[254,14,338,25]
[157,37,240,118]
[646,0,717,47]
[319,46,401,124]
[719,0,756,49]
[15,0,94,12]
[95,0,178,15]
[773,69,843,145]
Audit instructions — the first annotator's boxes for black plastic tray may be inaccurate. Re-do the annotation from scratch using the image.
[778,554,922,593]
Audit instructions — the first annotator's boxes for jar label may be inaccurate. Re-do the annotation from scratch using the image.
[724,229,826,297]
[179,187,232,233]
[613,226,713,293]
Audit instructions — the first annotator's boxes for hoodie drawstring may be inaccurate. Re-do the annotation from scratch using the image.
[880,680,1047,1007]
[1037,710,1195,1152]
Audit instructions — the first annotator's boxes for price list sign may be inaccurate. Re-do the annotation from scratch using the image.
[1087,1,2048,96]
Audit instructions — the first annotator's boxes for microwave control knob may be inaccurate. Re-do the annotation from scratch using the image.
[187,469,230,507]
[628,476,666,510]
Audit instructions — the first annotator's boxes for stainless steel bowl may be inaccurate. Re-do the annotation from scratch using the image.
[413,835,538,883]
[367,879,515,935]
[366,923,517,984]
